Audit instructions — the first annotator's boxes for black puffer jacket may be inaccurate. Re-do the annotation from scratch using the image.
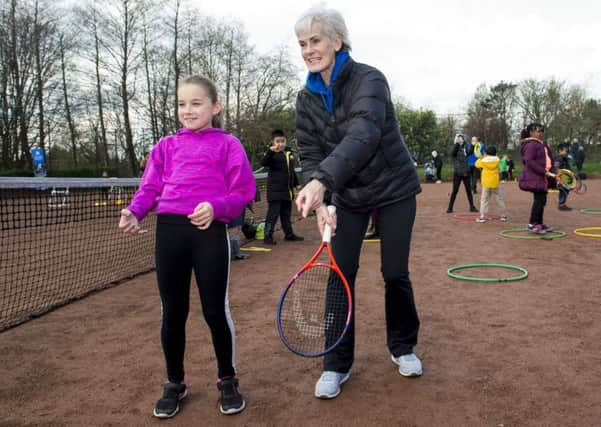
[295,59,421,211]
[260,148,299,201]
[450,141,472,177]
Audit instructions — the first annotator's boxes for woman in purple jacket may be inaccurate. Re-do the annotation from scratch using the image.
[518,123,556,234]
[119,76,255,418]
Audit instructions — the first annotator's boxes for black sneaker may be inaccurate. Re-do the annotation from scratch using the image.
[558,204,573,211]
[263,237,277,245]
[153,382,188,418]
[446,208,453,213]
[469,206,479,213]
[217,377,246,415]
[284,234,304,241]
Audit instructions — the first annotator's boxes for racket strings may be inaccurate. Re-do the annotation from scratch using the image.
[279,264,349,355]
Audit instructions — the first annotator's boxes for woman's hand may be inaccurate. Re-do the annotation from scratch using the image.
[295,179,326,218]
[315,204,337,237]
[188,202,214,230]
[119,209,147,235]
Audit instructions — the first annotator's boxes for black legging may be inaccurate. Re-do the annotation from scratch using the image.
[447,174,475,211]
[529,191,547,225]
[155,214,236,383]
[324,196,420,373]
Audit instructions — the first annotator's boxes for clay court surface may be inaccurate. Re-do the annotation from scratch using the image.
[1,181,600,426]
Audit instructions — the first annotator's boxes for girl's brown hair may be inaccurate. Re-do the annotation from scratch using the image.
[178,75,223,128]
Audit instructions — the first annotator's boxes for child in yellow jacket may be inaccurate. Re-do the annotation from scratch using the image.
[475,146,508,222]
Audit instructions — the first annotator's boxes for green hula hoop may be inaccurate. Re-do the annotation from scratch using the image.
[499,228,567,240]
[447,263,528,283]
[580,209,601,215]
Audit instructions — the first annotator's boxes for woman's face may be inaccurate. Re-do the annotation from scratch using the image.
[297,23,342,85]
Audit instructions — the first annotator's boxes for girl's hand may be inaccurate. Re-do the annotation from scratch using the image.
[188,202,214,230]
[295,179,326,218]
[119,209,147,235]
[315,204,337,237]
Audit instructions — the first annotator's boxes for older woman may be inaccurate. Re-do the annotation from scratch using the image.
[294,6,423,399]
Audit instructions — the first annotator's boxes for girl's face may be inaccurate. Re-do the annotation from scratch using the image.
[177,83,222,131]
[530,127,544,139]
[297,24,342,85]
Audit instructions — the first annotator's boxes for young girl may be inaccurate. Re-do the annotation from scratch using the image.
[119,76,255,418]
[518,123,555,234]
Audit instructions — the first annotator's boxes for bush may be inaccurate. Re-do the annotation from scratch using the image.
[0,169,33,177]
[47,167,120,178]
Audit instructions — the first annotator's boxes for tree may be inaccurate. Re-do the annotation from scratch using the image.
[396,104,439,163]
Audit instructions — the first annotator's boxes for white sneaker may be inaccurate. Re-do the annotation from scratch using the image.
[314,371,350,399]
[391,353,423,377]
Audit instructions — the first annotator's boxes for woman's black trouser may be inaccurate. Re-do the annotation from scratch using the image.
[324,196,420,373]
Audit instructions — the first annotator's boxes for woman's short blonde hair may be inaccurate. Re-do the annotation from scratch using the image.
[294,5,351,51]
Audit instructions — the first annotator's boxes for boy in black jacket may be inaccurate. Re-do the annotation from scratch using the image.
[554,143,573,211]
[260,129,304,244]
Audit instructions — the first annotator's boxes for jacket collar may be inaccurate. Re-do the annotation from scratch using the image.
[305,51,351,115]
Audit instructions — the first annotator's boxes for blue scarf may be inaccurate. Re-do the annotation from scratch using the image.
[305,50,350,115]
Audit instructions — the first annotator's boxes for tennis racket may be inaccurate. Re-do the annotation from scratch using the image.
[276,205,352,357]
[555,169,577,190]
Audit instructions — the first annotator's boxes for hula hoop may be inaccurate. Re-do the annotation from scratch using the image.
[453,213,501,221]
[241,246,273,252]
[447,263,528,282]
[363,239,381,243]
[556,169,577,189]
[573,227,601,238]
[580,209,601,215]
[499,228,567,240]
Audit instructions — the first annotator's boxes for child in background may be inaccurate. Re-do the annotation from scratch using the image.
[119,75,255,418]
[468,136,485,194]
[500,155,508,182]
[475,146,507,222]
[260,129,303,244]
[554,143,573,211]
[432,150,443,183]
[506,155,515,181]
[518,123,555,234]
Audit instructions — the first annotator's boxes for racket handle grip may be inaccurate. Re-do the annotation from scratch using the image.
[323,205,336,243]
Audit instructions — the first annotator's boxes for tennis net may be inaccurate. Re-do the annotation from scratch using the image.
[0,175,269,331]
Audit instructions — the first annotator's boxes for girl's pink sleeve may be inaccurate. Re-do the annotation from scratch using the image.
[127,142,165,222]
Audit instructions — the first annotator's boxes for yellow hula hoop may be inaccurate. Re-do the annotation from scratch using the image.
[573,227,601,238]
[241,246,273,252]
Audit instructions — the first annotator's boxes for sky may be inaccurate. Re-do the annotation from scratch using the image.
[199,0,601,116]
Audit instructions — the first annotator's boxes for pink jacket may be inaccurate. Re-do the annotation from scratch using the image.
[128,128,255,223]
